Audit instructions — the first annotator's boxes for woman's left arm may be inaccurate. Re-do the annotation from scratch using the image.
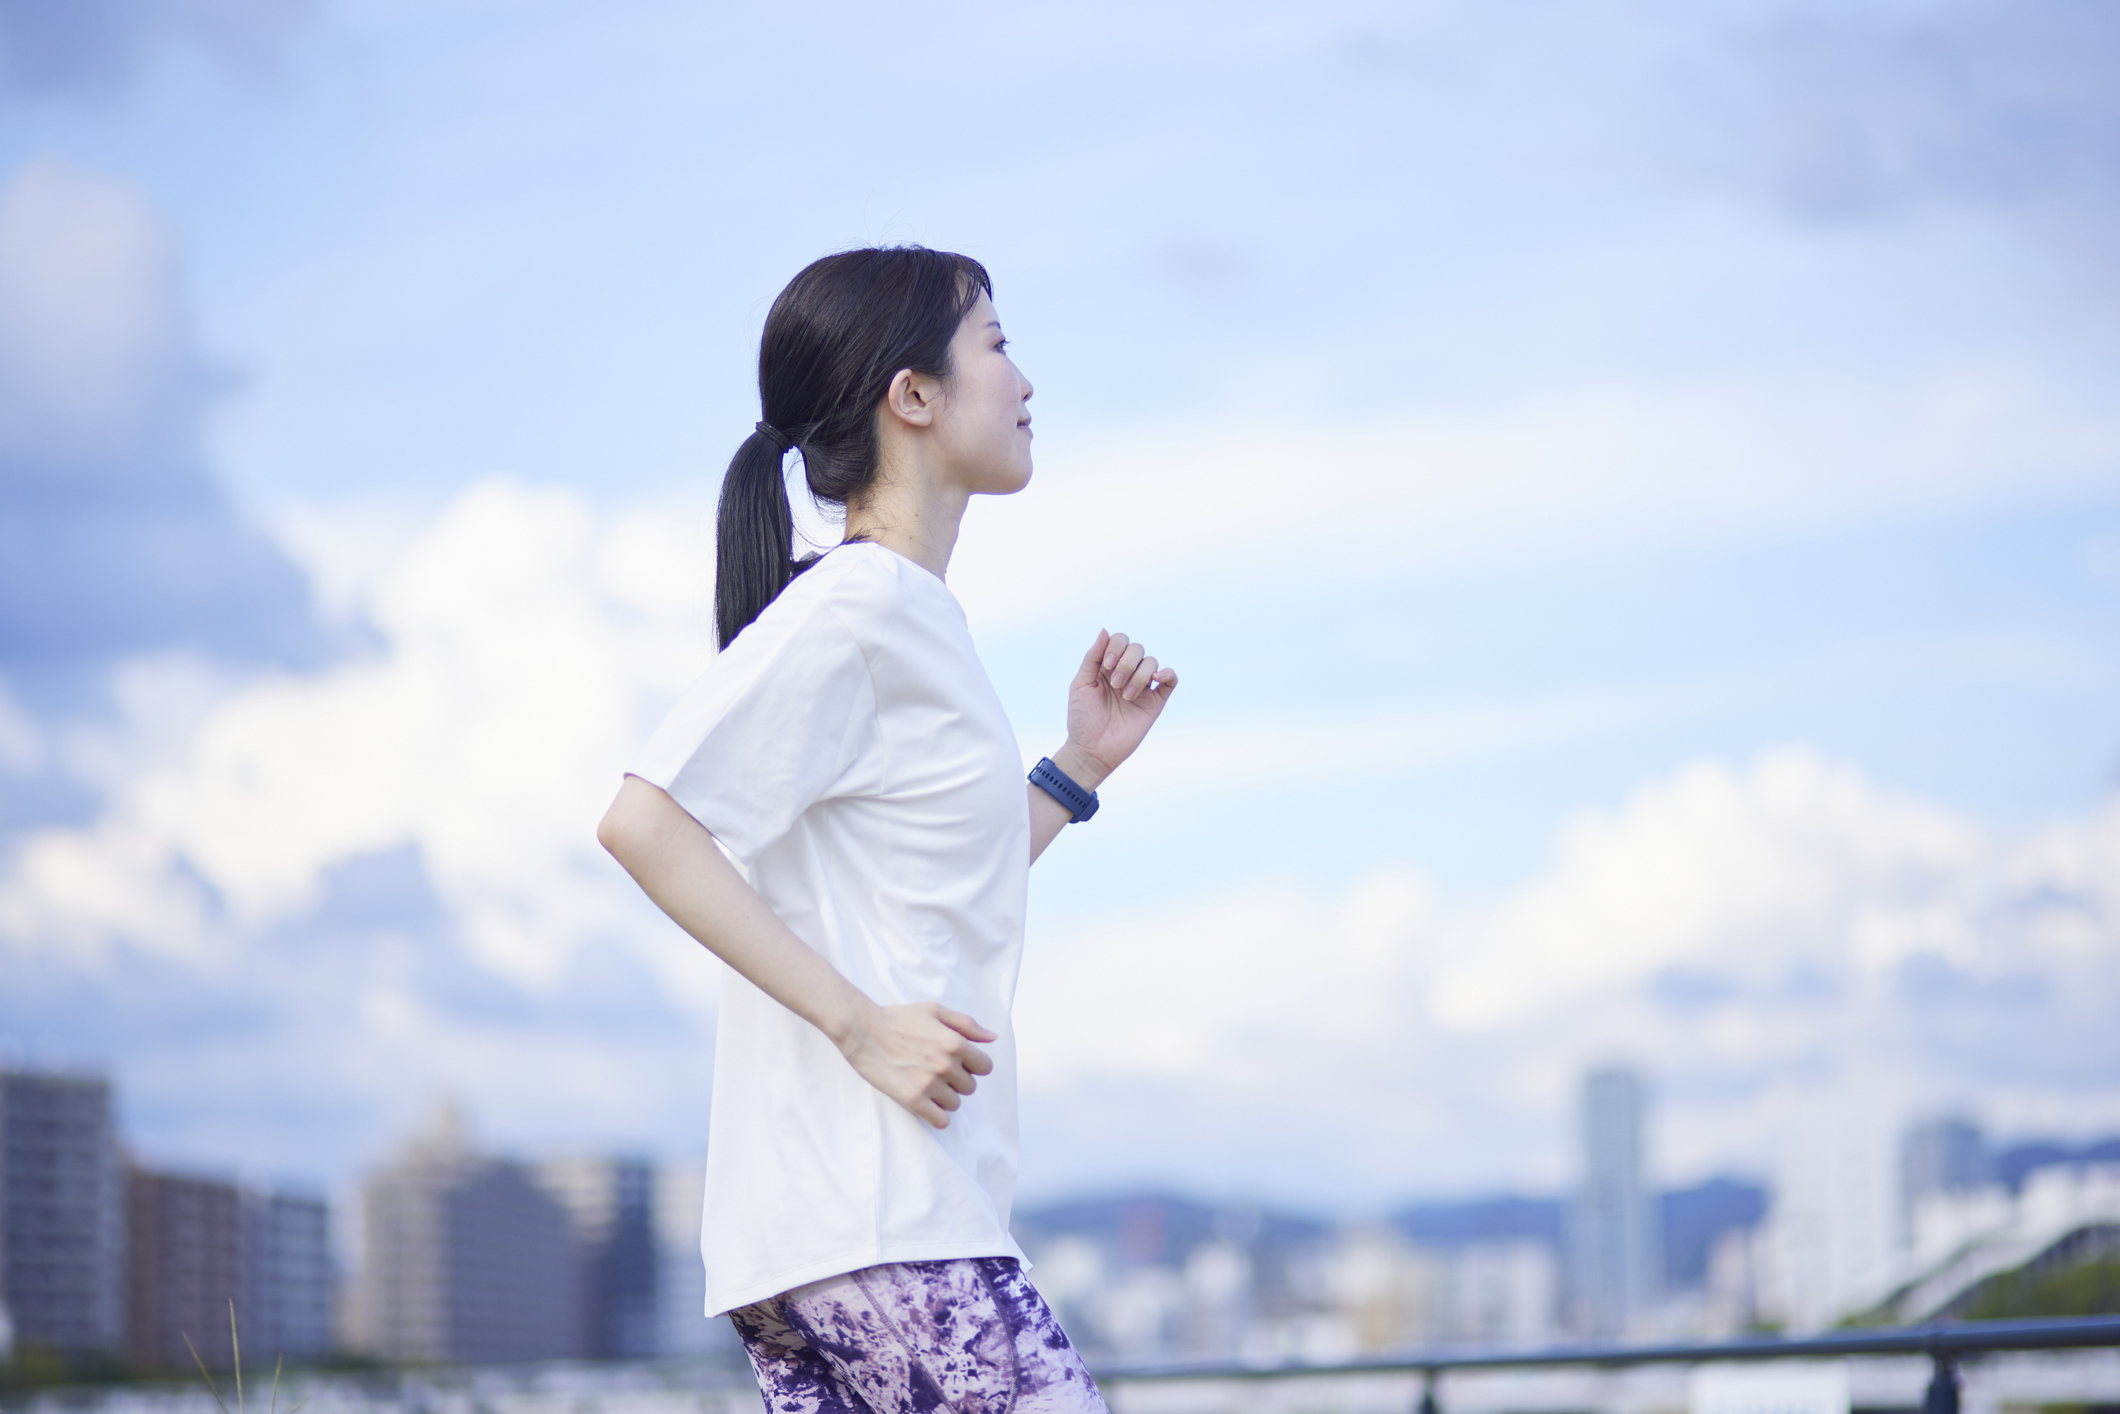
[1029,629,1178,863]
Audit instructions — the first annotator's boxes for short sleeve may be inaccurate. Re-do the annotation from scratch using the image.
[630,591,879,862]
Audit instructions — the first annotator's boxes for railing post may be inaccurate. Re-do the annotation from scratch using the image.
[1417,1367,1440,1414]
[1922,1352,1959,1414]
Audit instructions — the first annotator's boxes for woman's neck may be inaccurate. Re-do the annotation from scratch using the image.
[841,453,969,581]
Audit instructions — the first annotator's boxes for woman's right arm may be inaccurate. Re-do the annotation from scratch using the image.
[596,775,994,1128]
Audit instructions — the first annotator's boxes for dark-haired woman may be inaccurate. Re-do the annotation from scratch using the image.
[598,249,1174,1414]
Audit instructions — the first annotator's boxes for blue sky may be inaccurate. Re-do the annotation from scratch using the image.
[0,0,2116,1211]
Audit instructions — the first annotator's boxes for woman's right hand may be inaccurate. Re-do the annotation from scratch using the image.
[600,779,998,1129]
[836,1001,997,1128]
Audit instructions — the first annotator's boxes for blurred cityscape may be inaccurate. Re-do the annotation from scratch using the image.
[0,2,2113,1411]
[4,1063,2114,1381]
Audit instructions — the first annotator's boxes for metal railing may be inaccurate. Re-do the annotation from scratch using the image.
[1093,1314,2120,1414]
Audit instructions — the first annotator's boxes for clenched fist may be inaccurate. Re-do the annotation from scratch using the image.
[837,1001,997,1128]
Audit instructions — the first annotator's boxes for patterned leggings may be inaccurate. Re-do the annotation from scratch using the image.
[729,1258,1110,1414]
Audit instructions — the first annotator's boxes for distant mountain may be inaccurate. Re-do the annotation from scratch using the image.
[1994,1138,2120,1193]
[1388,1177,1765,1291]
[1013,1192,1328,1266]
[1018,1177,1767,1293]
[1661,1177,1767,1288]
[1391,1194,1562,1247]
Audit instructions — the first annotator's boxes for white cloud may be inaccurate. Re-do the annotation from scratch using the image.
[1014,749,2120,1200]
[0,156,318,668]
[951,375,2120,630]
[1091,689,1696,805]
[0,157,193,464]
[1018,870,1434,1087]
[4,0,2115,1200]
[0,816,213,964]
[1430,751,1986,1028]
[5,480,2114,1195]
[0,478,735,1173]
[2,480,717,992]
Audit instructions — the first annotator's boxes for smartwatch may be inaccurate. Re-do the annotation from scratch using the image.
[1029,757,1099,823]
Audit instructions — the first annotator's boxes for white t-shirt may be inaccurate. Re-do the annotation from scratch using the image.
[630,540,1031,1316]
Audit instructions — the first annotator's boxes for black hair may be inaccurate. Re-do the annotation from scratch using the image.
[714,246,993,649]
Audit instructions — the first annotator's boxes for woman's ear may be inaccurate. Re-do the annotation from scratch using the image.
[882,367,942,428]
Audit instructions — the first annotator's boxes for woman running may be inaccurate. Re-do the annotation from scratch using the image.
[598,247,1176,1414]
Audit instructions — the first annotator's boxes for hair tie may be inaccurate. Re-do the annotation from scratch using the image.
[755,421,795,454]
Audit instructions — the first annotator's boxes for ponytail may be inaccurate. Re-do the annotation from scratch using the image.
[711,245,993,651]
[714,427,802,650]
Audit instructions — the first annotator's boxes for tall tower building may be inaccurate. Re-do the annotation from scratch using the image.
[1568,1066,1658,1339]
[652,1160,720,1358]
[241,1190,333,1360]
[1757,1097,1899,1331]
[1899,1114,1988,1242]
[127,1169,244,1370]
[533,1156,658,1359]
[125,1171,332,1369]
[0,1070,127,1354]
[353,1108,579,1364]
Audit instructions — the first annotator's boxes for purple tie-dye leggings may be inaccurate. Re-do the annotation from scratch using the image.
[729,1258,1111,1414]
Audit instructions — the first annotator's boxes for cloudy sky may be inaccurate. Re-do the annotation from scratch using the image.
[0,0,2116,1214]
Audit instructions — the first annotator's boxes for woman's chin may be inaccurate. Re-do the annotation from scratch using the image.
[975,463,1034,497]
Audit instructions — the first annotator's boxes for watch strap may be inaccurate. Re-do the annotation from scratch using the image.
[1029,757,1099,823]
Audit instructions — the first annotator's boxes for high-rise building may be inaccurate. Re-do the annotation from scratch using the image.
[124,1172,332,1370]
[1900,1115,1989,1242]
[352,1108,579,1364]
[533,1156,658,1359]
[652,1161,721,1358]
[241,1191,333,1361]
[1440,1239,1561,1348]
[127,1169,244,1370]
[1756,1097,1900,1331]
[1568,1066,1658,1338]
[0,1070,127,1354]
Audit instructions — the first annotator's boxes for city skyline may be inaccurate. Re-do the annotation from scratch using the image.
[9,1058,2114,1374]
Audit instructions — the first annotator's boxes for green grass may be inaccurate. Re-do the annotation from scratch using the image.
[1959,1257,2120,1320]
[0,1345,139,1393]
[184,1302,307,1414]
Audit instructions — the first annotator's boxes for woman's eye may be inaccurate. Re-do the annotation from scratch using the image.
[995,339,1009,352]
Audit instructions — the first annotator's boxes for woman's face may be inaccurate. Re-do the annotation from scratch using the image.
[935,290,1035,496]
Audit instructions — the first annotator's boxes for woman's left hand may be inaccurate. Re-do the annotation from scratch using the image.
[1057,629,1178,787]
